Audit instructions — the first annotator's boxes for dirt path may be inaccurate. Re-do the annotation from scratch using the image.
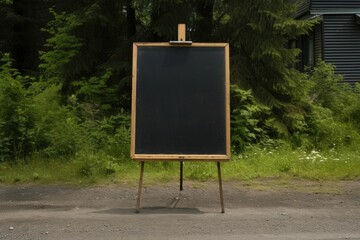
[1,180,360,240]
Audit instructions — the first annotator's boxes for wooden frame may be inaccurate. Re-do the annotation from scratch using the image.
[131,42,230,161]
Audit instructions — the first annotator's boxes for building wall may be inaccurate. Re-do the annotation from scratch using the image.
[292,0,360,18]
[290,0,310,17]
[312,0,360,10]
[314,23,323,63]
[323,14,360,83]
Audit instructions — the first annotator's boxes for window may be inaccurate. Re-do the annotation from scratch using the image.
[356,14,360,25]
[306,34,314,67]
[302,33,314,68]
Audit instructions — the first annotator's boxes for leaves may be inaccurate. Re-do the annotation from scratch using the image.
[0,53,34,161]
[1,0,359,161]
[0,0,12,5]
[39,9,82,84]
[230,84,272,151]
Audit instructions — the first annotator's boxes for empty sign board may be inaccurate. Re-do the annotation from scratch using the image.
[131,43,230,161]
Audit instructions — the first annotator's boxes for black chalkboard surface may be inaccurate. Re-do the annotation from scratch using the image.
[131,43,230,161]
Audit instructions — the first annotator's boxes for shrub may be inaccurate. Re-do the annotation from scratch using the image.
[304,62,360,150]
[307,106,356,149]
[308,61,360,124]
[0,53,34,162]
[230,84,274,151]
[342,83,360,129]
[30,84,80,158]
[78,111,131,158]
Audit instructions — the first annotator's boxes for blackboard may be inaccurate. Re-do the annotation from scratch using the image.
[131,43,230,161]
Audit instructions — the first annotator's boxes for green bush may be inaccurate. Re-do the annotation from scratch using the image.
[307,61,343,110]
[75,110,131,158]
[304,62,360,150]
[342,83,360,128]
[72,68,117,112]
[0,53,34,162]
[31,84,80,158]
[0,53,84,161]
[308,61,360,124]
[307,105,358,149]
[230,84,274,151]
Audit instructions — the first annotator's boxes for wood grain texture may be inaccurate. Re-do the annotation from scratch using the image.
[178,24,186,41]
[130,43,138,157]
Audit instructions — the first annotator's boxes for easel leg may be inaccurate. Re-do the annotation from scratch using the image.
[217,162,225,213]
[180,161,183,191]
[136,161,145,213]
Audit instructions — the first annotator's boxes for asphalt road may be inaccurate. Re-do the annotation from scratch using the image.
[1,180,360,240]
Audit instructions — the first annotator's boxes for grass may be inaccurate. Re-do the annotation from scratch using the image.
[223,147,360,181]
[0,145,359,185]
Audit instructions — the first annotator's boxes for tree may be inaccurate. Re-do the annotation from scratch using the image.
[220,0,315,135]
[1,0,316,135]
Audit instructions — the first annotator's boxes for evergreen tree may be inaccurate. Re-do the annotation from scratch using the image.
[220,0,315,135]
[1,0,317,140]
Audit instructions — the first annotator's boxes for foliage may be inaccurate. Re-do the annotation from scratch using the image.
[308,62,360,127]
[301,62,360,149]
[306,106,359,150]
[0,51,131,162]
[1,145,359,184]
[223,0,315,135]
[308,61,344,111]
[343,84,360,128]
[72,68,117,112]
[230,84,272,151]
[78,112,131,158]
[0,0,11,4]
[0,53,34,162]
[0,1,359,171]
[39,9,82,85]
[31,84,80,158]
[227,146,360,181]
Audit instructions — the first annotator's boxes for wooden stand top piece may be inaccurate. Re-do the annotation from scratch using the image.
[169,24,192,45]
[178,24,186,41]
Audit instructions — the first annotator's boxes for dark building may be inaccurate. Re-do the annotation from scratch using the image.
[291,0,360,84]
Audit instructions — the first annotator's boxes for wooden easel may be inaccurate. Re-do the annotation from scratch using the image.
[135,24,225,214]
[136,161,224,213]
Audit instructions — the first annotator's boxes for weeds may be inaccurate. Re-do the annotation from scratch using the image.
[1,144,359,185]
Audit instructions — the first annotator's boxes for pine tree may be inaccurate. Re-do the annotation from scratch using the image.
[2,0,318,135]
[219,0,316,135]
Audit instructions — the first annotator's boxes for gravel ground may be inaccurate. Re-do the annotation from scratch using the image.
[0,180,360,240]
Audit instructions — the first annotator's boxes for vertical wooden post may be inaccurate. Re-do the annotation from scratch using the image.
[180,161,183,191]
[136,161,145,213]
[178,24,186,41]
[178,23,186,192]
[217,162,225,213]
